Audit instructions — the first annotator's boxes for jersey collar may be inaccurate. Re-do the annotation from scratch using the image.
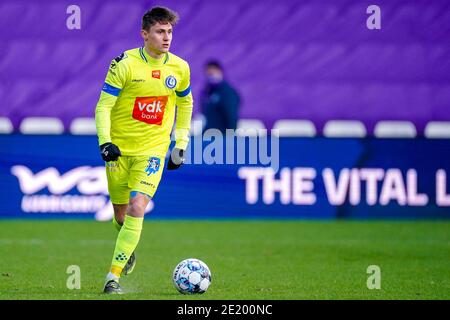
[140,46,169,66]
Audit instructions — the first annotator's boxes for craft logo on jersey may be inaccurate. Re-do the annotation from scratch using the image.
[152,70,161,79]
[132,96,168,125]
[145,157,160,176]
[165,75,177,89]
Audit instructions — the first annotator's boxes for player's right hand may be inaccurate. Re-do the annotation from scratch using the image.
[100,142,122,162]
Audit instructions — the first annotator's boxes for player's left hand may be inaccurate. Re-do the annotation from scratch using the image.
[167,148,185,170]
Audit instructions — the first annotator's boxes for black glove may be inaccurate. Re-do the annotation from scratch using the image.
[99,142,122,162]
[167,148,185,170]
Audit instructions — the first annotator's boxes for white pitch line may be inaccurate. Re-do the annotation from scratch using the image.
[0,239,44,245]
[0,239,114,246]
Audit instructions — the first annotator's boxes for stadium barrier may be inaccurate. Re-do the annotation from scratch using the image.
[0,134,449,220]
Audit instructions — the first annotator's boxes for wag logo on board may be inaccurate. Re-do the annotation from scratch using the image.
[10,165,155,221]
[132,96,168,125]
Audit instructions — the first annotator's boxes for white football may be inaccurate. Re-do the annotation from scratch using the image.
[172,258,212,294]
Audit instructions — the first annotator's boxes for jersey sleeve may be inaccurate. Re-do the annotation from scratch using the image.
[174,62,194,150]
[95,55,129,146]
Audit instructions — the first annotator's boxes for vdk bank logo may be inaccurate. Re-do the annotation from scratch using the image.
[11,165,153,220]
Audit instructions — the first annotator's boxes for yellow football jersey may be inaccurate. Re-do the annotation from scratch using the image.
[95,47,193,156]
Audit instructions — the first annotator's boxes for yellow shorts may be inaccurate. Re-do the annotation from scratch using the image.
[105,154,165,204]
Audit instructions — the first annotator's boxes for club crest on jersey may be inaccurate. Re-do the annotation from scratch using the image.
[165,75,177,89]
[145,157,160,176]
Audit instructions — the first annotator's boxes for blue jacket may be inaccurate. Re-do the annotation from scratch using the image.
[201,80,240,133]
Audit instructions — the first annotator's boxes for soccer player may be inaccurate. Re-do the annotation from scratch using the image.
[95,6,193,294]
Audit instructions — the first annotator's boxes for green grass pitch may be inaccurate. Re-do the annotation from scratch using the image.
[0,220,448,300]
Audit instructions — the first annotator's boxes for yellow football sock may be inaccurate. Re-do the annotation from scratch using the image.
[112,216,122,232]
[110,215,143,277]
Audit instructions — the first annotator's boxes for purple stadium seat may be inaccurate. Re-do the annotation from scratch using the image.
[84,3,142,38]
[0,80,58,128]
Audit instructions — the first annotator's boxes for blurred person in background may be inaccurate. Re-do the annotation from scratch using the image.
[200,60,240,134]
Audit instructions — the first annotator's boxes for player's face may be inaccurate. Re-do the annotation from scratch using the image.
[142,22,173,56]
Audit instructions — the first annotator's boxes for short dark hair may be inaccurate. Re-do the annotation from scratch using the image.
[142,6,179,30]
[205,60,223,71]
